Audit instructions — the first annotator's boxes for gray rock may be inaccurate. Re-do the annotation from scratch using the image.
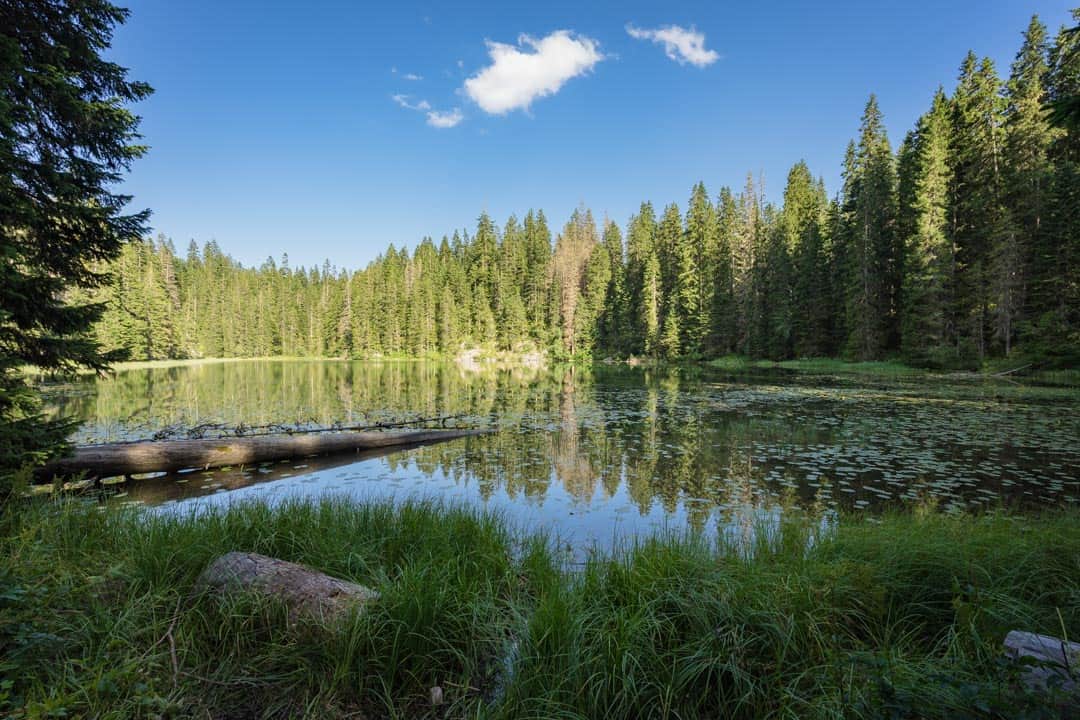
[197,551,378,623]
[1004,630,1079,698]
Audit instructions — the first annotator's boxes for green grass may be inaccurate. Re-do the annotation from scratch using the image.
[709,355,1080,386]
[707,355,927,377]
[754,357,927,377]
[2,499,1078,719]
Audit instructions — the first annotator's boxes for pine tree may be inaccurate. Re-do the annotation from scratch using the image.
[996,17,1056,356]
[576,242,612,355]
[951,53,1009,361]
[681,183,715,356]
[709,188,737,355]
[1025,13,1079,359]
[844,95,898,360]
[900,89,957,365]
[660,310,680,358]
[597,220,626,355]
[498,215,529,348]
[782,162,830,357]
[828,145,857,354]
[1,0,151,486]
[523,210,553,344]
[642,254,662,356]
[625,203,658,355]
[552,208,599,356]
[732,175,763,355]
[656,203,684,356]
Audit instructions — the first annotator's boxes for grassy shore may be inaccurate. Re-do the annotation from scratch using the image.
[23,354,1078,389]
[708,355,1080,385]
[2,498,1077,719]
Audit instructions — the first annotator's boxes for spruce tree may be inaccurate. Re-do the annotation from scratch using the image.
[782,162,830,357]
[598,220,626,355]
[642,253,662,356]
[844,95,898,360]
[951,53,1008,361]
[1,0,151,487]
[731,175,761,355]
[656,203,684,356]
[681,183,715,356]
[998,17,1055,356]
[1027,13,1080,360]
[900,89,956,365]
[523,210,553,344]
[625,203,658,354]
[709,188,737,355]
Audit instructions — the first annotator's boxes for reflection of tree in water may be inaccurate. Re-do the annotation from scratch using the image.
[552,366,597,503]
[623,379,659,514]
[47,360,914,518]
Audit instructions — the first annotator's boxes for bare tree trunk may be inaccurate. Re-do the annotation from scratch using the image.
[36,428,490,482]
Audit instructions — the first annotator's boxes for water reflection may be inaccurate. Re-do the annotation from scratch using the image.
[42,360,1080,551]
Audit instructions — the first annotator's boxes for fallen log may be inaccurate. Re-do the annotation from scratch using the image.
[197,551,377,623]
[35,427,490,482]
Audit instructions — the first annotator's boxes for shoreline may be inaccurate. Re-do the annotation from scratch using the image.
[3,496,1077,718]
[25,353,1078,388]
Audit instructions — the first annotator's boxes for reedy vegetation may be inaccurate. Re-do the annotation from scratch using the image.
[2,497,1078,718]
[93,12,1080,368]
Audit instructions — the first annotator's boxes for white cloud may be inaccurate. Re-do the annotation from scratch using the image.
[404,73,423,81]
[394,94,461,128]
[625,24,719,67]
[392,94,431,111]
[426,108,463,128]
[464,30,603,114]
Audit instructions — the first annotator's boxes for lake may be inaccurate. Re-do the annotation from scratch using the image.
[41,359,1080,554]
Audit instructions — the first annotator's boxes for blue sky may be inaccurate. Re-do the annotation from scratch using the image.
[112,1,1076,270]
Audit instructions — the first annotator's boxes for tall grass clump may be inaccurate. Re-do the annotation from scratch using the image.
[0,497,558,718]
[2,499,1077,718]
[492,510,1080,719]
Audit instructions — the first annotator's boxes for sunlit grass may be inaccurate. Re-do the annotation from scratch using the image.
[3,497,1077,718]
[755,357,927,377]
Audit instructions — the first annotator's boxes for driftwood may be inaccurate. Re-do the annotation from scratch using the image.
[1004,630,1079,697]
[35,428,490,482]
[197,551,377,622]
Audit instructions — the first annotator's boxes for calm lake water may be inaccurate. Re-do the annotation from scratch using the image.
[42,360,1080,553]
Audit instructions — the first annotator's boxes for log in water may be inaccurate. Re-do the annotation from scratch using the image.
[35,428,490,482]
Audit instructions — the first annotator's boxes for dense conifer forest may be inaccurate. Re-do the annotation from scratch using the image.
[92,14,1079,367]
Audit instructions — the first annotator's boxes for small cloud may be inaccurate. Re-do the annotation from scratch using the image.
[404,73,423,81]
[625,24,719,67]
[392,94,431,111]
[394,94,461,128]
[457,59,464,68]
[391,66,398,74]
[464,30,604,115]
[427,108,463,128]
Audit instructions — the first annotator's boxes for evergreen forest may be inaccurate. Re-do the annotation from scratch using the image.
[92,14,1079,368]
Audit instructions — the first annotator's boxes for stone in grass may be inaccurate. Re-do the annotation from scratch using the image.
[1004,631,1079,700]
[197,551,378,623]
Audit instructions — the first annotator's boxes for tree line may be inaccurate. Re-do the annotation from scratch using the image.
[93,14,1078,368]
